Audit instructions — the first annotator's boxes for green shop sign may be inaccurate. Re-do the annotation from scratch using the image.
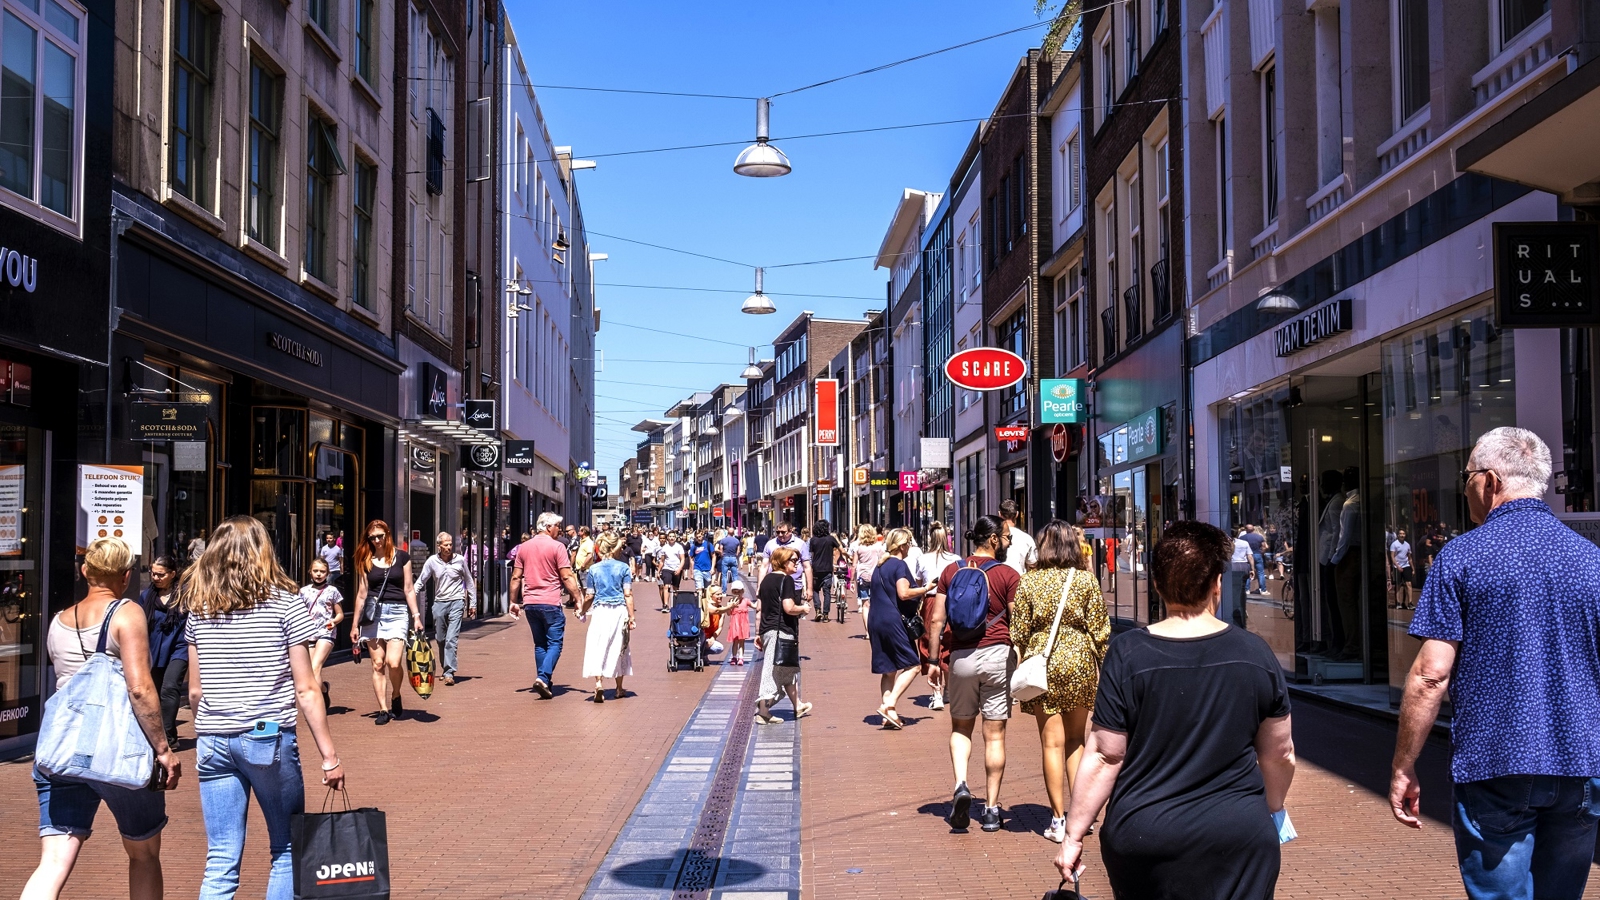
[1040,379,1085,424]
[1126,407,1163,463]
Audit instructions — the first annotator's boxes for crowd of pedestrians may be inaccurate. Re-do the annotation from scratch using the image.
[20,428,1600,900]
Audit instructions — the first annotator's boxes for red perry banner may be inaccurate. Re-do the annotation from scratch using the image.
[814,378,839,446]
[944,348,1027,391]
[994,425,1030,442]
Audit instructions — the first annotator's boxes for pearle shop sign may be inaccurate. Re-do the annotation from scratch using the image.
[1273,298,1352,357]
[1494,222,1600,327]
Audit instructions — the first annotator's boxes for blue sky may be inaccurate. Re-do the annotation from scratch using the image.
[504,1,1050,480]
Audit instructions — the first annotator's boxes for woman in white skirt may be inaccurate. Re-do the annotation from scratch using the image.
[580,533,635,702]
[349,519,421,725]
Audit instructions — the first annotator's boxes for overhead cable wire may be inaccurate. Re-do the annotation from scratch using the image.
[770,19,1054,97]
[528,84,758,101]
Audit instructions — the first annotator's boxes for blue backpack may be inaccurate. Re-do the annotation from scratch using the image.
[946,559,1003,642]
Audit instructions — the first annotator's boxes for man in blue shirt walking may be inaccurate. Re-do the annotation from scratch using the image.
[1390,427,1600,900]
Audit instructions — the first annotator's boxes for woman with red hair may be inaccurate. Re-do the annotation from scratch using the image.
[349,520,421,725]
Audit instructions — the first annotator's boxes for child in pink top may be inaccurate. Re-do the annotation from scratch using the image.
[723,582,753,665]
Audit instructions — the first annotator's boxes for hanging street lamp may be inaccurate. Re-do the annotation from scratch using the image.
[733,98,792,178]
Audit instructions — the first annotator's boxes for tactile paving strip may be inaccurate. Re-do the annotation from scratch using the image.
[671,663,763,898]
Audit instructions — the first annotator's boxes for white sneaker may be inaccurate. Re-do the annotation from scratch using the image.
[930,692,944,710]
[1043,817,1066,843]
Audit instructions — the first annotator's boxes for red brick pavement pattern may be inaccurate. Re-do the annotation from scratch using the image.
[794,612,1600,900]
[0,607,715,900]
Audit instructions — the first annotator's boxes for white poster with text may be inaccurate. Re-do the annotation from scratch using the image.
[78,465,143,553]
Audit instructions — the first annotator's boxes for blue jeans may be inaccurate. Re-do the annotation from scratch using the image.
[1252,551,1267,592]
[1454,775,1600,900]
[523,604,566,686]
[197,730,305,900]
[432,598,464,676]
[719,558,739,592]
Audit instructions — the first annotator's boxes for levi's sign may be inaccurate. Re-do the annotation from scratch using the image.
[995,425,1029,442]
[944,348,1027,391]
[1273,298,1352,357]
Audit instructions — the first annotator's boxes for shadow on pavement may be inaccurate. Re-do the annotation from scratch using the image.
[606,856,769,889]
[1291,697,1453,825]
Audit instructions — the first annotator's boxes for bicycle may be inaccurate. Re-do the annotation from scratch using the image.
[1279,559,1295,619]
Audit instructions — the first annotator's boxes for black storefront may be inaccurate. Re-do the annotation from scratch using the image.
[0,0,116,755]
[107,190,402,645]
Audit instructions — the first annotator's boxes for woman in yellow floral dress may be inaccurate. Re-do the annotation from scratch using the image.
[1010,520,1110,843]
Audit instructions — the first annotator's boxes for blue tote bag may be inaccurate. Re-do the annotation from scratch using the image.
[34,599,157,790]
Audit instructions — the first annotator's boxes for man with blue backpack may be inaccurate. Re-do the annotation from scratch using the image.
[926,515,1020,834]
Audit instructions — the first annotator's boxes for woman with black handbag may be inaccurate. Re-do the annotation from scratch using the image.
[866,528,934,730]
[754,546,812,725]
[349,519,422,725]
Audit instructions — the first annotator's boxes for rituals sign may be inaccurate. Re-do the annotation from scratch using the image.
[1495,222,1600,327]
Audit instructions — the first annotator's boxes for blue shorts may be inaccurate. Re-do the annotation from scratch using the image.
[34,768,168,841]
[693,568,712,590]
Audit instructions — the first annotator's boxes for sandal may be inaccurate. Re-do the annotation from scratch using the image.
[877,706,903,729]
[754,711,777,725]
[795,702,814,719]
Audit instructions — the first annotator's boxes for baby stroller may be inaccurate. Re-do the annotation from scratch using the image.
[668,589,704,672]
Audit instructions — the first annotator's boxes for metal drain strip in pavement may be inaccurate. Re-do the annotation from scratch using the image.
[580,651,803,900]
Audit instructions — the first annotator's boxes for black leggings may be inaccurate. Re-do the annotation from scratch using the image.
[151,660,188,742]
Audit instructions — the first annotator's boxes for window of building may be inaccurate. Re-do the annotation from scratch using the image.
[997,309,1027,418]
[1124,0,1139,81]
[169,0,215,207]
[1396,0,1429,121]
[1067,134,1081,213]
[247,57,281,249]
[1214,114,1229,262]
[1014,155,1027,239]
[1499,0,1549,48]
[304,113,344,284]
[969,212,981,288]
[353,0,374,84]
[0,0,84,223]
[1099,35,1114,120]
[1262,65,1278,223]
[405,200,416,311]
[425,107,444,195]
[1068,268,1083,367]
[1153,0,1167,35]
[352,158,374,308]
[1155,140,1171,262]
[307,0,332,36]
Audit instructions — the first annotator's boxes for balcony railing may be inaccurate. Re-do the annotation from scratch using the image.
[1150,257,1172,322]
[1123,283,1143,342]
[1100,306,1118,361]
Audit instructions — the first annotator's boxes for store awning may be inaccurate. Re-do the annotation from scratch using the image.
[1457,56,1600,202]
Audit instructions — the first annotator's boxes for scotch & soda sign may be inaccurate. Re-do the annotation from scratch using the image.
[944,348,1027,391]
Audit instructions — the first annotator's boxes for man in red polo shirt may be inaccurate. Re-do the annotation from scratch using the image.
[510,512,584,698]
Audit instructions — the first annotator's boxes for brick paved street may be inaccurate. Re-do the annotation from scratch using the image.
[3,599,1599,899]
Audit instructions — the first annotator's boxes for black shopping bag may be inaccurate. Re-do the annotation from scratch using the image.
[291,793,390,899]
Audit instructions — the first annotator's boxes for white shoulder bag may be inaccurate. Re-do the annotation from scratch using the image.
[1009,570,1078,703]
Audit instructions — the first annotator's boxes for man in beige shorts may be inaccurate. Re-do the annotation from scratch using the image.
[927,515,1020,834]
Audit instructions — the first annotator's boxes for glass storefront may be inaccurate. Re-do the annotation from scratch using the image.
[1217,303,1516,698]
[0,422,45,740]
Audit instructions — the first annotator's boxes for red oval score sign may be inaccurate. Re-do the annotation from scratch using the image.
[944,347,1028,391]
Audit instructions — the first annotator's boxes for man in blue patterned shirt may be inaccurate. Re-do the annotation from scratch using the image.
[1390,427,1600,900]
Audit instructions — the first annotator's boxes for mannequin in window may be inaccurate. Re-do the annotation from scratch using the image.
[1330,466,1363,661]
[1316,469,1346,656]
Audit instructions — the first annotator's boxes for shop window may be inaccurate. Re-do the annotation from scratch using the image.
[304,112,345,284]
[168,0,215,208]
[252,407,306,477]
[0,423,46,740]
[352,158,375,308]
[0,0,84,226]
[247,57,282,250]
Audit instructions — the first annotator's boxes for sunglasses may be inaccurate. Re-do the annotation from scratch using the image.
[1461,468,1494,486]
[367,533,386,541]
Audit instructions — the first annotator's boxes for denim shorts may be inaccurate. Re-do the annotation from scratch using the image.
[35,768,168,841]
[694,568,712,590]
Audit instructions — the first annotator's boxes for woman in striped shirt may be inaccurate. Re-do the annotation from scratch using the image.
[183,516,344,900]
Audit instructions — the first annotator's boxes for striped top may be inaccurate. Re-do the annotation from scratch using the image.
[184,589,321,734]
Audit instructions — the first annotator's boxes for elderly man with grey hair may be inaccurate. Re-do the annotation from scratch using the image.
[510,512,585,697]
[1390,427,1600,900]
[415,531,476,685]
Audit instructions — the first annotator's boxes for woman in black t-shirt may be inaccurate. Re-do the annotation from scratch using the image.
[1055,521,1296,900]
[754,546,813,724]
[349,520,421,725]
